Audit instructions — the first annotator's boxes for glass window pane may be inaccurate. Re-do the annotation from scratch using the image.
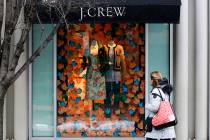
[32,24,54,137]
[148,24,170,91]
[56,24,145,137]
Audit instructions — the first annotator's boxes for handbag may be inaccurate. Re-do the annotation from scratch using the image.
[152,88,177,130]
[145,116,153,132]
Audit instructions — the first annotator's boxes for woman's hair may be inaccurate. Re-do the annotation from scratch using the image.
[150,71,162,87]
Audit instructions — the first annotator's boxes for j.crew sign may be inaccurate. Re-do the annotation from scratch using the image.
[79,7,126,21]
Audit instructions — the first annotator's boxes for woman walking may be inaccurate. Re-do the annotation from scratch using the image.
[145,71,176,140]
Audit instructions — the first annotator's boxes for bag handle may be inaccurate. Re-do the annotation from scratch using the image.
[158,88,172,102]
[157,88,164,101]
[151,88,168,101]
[157,84,171,102]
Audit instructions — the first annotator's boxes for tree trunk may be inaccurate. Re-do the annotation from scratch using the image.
[0,85,7,140]
[0,96,5,140]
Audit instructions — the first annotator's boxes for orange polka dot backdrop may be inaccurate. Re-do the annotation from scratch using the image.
[57,23,145,137]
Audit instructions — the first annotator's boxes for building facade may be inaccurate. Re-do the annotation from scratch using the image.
[2,0,210,140]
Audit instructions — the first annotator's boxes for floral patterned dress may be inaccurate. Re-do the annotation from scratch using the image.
[86,55,106,100]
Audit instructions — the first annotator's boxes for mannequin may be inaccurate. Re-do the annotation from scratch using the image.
[85,40,106,111]
[103,39,126,117]
[107,40,116,65]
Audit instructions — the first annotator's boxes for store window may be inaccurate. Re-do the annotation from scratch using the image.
[30,23,171,139]
[147,24,170,92]
[56,23,145,137]
[32,24,54,137]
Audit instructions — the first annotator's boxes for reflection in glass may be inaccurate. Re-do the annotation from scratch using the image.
[32,24,54,137]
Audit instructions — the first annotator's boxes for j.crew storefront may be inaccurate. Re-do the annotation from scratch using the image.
[28,0,181,139]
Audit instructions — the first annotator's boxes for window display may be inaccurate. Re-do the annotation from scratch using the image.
[57,23,145,137]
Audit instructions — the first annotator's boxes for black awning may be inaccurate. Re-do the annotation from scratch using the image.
[36,0,181,23]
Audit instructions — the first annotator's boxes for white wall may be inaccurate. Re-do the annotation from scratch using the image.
[174,0,189,139]
[13,7,28,140]
[209,0,210,137]
[188,0,195,138]
[14,46,28,140]
[175,0,209,139]
[195,0,208,139]
[3,95,6,140]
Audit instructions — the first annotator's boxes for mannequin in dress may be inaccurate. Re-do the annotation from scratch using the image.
[82,40,107,128]
[85,40,106,111]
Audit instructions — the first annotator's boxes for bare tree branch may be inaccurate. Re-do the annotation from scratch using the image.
[0,36,11,81]
[0,0,22,70]
[3,0,74,87]
[4,0,36,80]
[36,9,46,45]
[0,0,6,50]
[0,0,3,24]
[7,27,29,77]
[4,23,60,89]
[4,9,20,38]
[0,4,25,82]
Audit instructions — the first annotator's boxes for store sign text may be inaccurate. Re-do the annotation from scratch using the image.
[80,7,126,21]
